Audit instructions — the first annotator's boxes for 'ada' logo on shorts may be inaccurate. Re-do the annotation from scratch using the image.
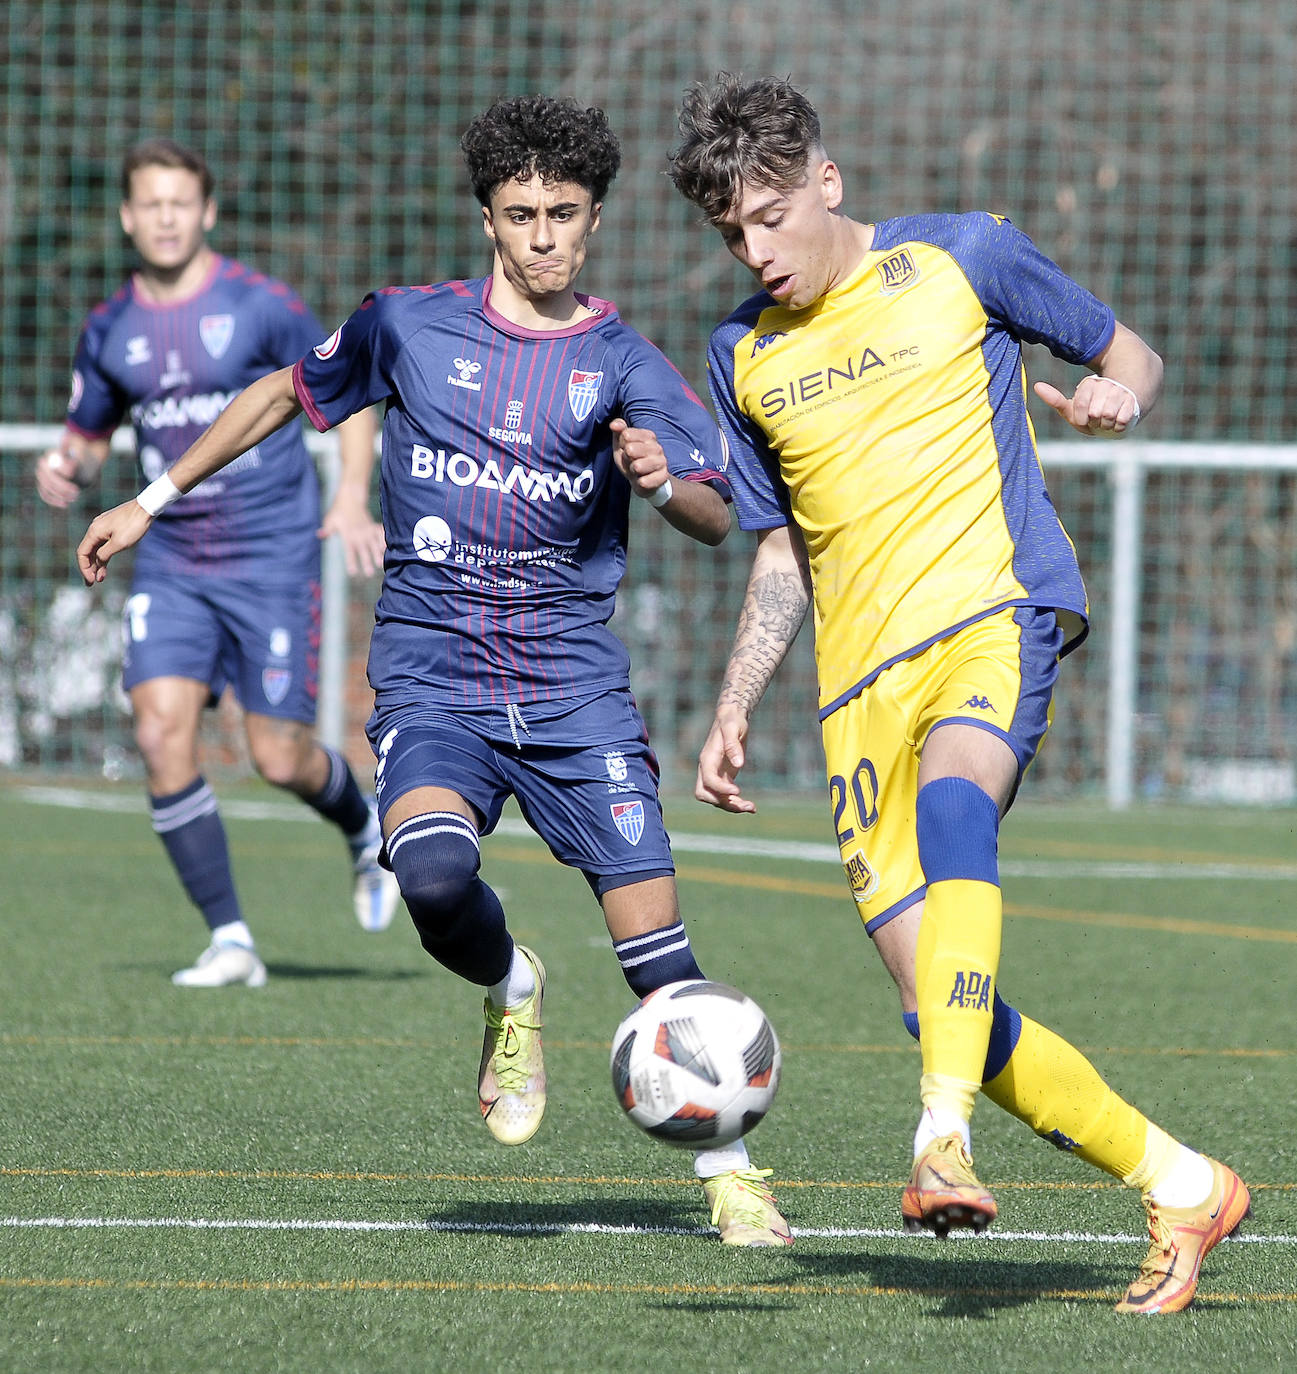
[610,799,644,846]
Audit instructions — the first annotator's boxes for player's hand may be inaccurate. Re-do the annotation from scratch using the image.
[76,500,153,585]
[1034,376,1139,438]
[34,449,84,508]
[610,417,671,502]
[695,708,757,814]
[319,496,386,577]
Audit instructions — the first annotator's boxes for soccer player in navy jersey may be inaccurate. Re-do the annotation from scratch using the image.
[670,73,1249,1309]
[76,99,792,1246]
[36,138,399,988]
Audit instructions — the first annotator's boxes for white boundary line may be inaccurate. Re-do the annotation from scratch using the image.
[11,785,1297,883]
[1,1215,1291,1245]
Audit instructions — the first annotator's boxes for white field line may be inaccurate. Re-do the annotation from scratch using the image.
[0,1214,1292,1245]
[12,785,1297,883]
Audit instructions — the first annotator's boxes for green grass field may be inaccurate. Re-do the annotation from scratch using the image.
[2,778,1294,1372]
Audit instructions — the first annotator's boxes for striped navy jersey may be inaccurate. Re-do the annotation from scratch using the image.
[294,276,730,707]
[66,254,327,582]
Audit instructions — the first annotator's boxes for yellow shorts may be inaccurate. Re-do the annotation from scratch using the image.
[819,606,1063,934]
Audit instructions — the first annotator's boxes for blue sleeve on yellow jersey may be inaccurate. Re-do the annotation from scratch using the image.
[874,213,1115,364]
[706,297,792,531]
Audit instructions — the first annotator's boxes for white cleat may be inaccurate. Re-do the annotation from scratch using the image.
[171,941,267,988]
[352,836,401,932]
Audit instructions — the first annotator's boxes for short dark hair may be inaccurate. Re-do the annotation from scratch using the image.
[121,138,214,201]
[461,95,621,206]
[668,73,824,222]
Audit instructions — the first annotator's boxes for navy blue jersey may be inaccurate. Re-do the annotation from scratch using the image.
[294,277,730,707]
[67,254,327,582]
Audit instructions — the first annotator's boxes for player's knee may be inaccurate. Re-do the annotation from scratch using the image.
[915,776,1000,883]
[387,818,482,929]
[246,724,314,791]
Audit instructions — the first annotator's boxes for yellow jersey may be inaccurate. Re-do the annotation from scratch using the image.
[708,212,1109,719]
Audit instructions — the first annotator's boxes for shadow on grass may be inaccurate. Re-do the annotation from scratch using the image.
[121,961,426,982]
[425,1196,700,1234]
[784,1246,1119,1316]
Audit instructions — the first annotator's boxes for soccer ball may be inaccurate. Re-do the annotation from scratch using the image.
[609,980,781,1148]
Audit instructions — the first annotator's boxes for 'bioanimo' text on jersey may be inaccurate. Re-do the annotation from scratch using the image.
[294,277,730,707]
[65,254,327,582]
[708,212,1110,719]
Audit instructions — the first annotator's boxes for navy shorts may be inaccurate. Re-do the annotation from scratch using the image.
[121,575,321,723]
[367,691,674,889]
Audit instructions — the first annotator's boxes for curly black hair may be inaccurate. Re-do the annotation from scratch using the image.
[461,94,621,206]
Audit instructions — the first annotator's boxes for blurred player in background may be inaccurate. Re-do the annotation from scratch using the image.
[36,138,398,988]
[75,100,792,1247]
[670,73,1249,1310]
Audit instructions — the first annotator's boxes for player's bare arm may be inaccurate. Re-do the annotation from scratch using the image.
[77,365,302,584]
[317,406,386,577]
[1033,320,1163,438]
[34,434,110,509]
[610,417,730,546]
[696,522,812,813]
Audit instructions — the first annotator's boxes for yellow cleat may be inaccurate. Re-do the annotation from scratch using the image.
[477,945,546,1145]
[1115,1158,1251,1315]
[901,1132,997,1237]
[701,1167,793,1247]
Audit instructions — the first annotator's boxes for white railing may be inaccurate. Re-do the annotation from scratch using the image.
[7,425,1297,806]
[1039,440,1297,807]
[2,423,350,751]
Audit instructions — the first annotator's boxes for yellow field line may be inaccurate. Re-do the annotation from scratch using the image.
[2,1165,1290,1193]
[0,1274,1291,1305]
[666,859,1297,943]
[3,1032,1290,1058]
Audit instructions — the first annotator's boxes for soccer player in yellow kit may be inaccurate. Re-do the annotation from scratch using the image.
[670,72,1249,1314]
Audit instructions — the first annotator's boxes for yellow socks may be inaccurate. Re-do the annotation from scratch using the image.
[915,876,1002,1122]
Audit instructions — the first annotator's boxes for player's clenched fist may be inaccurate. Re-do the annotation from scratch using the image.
[77,500,153,584]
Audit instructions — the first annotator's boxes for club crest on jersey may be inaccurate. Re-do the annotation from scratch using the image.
[200,314,235,359]
[262,667,292,706]
[567,369,603,423]
[877,249,920,295]
[610,799,644,846]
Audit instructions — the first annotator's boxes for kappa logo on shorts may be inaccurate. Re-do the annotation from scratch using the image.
[610,799,644,846]
[262,667,292,706]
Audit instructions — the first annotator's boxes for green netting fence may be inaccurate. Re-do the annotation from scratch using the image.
[4,0,1296,802]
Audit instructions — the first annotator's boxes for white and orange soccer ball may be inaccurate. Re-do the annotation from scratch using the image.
[609,980,781,1148]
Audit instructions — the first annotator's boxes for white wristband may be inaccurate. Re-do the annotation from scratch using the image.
[645,478,673,509]
[1105,379,1142,429]
[136,471,183,516]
